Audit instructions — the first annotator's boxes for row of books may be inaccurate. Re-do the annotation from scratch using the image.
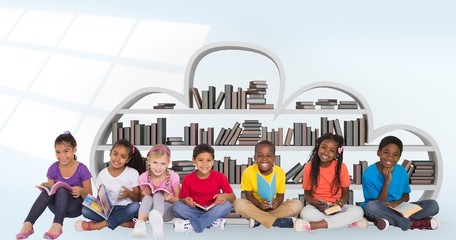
[192,80,274,110]
[111,119,167,145]
[111,117,367,147]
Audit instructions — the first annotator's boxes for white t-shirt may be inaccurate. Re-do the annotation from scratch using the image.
[96,167,139,206]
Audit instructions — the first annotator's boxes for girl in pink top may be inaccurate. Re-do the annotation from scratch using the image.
[131,144,180,238]
[294,133,367,232]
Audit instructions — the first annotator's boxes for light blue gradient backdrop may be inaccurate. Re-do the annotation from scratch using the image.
[1,0,454,239]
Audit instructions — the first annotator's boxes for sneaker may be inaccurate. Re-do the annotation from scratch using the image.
[273,217,295,228]
[248,218,260,229]
[348,217,368,229]
[410,217,439,230]
[212,218,227,230]
[131,219,147,238]
[173,219,194,233]
[149,210,164,238]
[293,219,311,232]
[374,218,389,231]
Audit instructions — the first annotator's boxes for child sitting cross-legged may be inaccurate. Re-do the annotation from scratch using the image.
[172,144,236,233]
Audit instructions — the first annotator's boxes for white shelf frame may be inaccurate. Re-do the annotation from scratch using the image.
[90,41,442,201]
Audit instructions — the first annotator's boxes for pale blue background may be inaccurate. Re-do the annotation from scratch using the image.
[1,0,454,239]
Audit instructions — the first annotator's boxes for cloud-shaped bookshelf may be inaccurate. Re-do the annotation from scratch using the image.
[90,41,442,200]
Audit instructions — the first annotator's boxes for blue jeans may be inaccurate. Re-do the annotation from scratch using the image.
[363,199,439,230]
[172,201,232,233]
[82,202,139,230]
[25,188,82,225]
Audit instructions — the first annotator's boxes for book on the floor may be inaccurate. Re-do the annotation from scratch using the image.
[195,202,216,212]
[35,181,72,196]
[389,202,423,218]
[82,184,113,220]
[139,182,171,195]
[257,171,276,206]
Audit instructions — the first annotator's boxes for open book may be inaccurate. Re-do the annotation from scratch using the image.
[321,201,342,215]
[389,202,423,218]
[195,202,216,212]
[82,184,113,220]
[139,182,171,195]
[36,181,72,196]
[257,171,276,206]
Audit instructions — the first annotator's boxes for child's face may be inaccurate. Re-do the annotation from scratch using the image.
[193,152,214,176]
[55,142,77,166]
[109,145,130,169]
[318,139,338,164]
[254,144,275,174]
[148,155,169,177]
[377,143,401,168]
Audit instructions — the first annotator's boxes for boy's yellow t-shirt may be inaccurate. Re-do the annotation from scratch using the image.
[240,164,286,202]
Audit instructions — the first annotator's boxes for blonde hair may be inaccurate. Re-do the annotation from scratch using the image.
[147,144,171,186]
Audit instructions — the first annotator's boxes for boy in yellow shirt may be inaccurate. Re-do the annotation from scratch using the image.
[233,140,302,228]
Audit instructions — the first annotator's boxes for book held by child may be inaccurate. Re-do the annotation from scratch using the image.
[388,202,423,218]
[82,184,113,220]
[139,182,171,195]
[35,181,72,196]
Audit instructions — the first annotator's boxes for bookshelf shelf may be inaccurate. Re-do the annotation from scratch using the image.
[90,41,442,202]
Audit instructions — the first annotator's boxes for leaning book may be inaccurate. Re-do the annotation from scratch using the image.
[35,181,72,196]
[389,202,423,218]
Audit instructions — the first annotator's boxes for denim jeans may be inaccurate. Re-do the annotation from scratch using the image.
[363,199,439,230]
[82,202,140,230]
[172,201,232,233]
[25,188,83,225]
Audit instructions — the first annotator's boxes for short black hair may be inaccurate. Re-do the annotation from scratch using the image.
[378,135,403,155]
[193,144,215,159]
[255,140,275,154]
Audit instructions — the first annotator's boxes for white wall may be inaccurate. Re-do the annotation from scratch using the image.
[1,0,454,239]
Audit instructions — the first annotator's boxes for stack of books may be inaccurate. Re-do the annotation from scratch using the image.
[171,160,195,181]
[409,160,435,185]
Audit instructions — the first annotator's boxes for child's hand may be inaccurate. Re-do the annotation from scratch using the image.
[270,199,279,209]
[212,194,226,205]
[71,186,83,198]
[334,198,344,207]
[163,192,172,202]
[381,167,394,184]
[142,187,151,196]
[260,199,272,210]
[118,186,130,199]
[315,200,327,212]
[183,197,196,207]
[40,182,49,187]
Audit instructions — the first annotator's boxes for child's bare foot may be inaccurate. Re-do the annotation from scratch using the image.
[120,220,135,228]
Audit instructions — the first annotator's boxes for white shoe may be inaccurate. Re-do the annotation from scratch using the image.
[349,217,368,229]
[293,219,311,232]
[149,210,164,238]
[131,218,147,238]
[173,219,194,233]
[212,218,227,230]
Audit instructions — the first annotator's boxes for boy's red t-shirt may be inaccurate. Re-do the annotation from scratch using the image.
[179,170,233,206]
